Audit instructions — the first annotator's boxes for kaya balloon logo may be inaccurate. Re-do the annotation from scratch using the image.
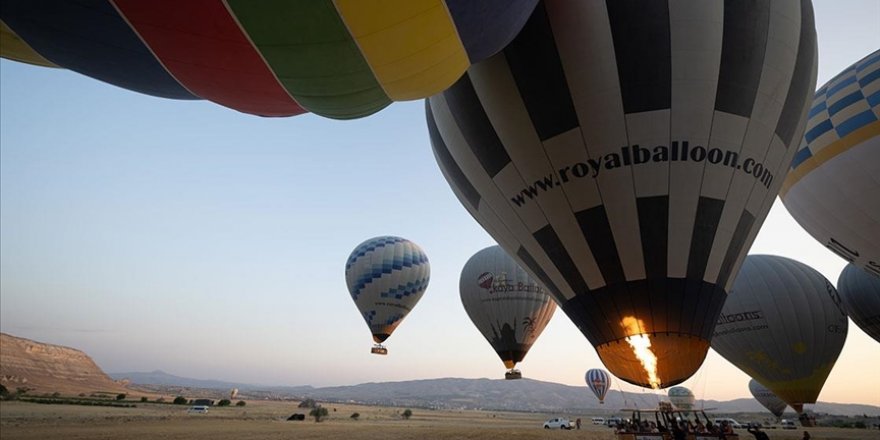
[428,0,817,388]
[460,246,556,379]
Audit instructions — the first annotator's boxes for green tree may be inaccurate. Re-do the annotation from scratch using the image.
[140,397,148,402]
[217,399,231,407]
[235,400,246,407]
[309,406,329,422]
[350,412,360,421]
[402,409,413,420]
[116,393,126,401]
[298,398,317,408]
[173,396,188,405]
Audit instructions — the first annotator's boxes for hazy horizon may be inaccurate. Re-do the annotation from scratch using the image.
[1,1,878,408]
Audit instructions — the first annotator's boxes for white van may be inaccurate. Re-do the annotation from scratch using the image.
[591,417,606,425]
[713,418,743,428]
[187,405,209,414]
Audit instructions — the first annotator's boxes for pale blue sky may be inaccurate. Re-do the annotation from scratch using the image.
[1,2,878,405]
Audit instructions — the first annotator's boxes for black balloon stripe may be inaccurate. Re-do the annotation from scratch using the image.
[715,0,771,117]
[426,100,481,211]
[717,209,756,288]
[637,196,669,280]
[533,224,589,295]
[686,197,725,281]
[575,206,625,285]
[503,1,579,140]
[606,0,671,114]
[775,0,817,146]
[443,74,511,178]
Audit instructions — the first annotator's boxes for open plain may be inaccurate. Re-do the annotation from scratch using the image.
[1,400,876,440]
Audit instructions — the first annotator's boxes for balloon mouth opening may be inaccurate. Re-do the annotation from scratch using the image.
[372,333,390,343]
[596,332,709,389]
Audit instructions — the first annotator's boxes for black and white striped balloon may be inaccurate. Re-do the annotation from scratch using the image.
[427,0,817,388]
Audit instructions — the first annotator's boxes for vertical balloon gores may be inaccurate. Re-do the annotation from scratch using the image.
[711,255,848,413]
[427,0,817,388]
[460,245,557,379]
[345,236,430,355]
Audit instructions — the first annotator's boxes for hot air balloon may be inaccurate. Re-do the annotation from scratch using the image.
[0,0,538,119]
[460,245,557,379]
[585,368,611,404]
[837,264,880,343]
[668,386,695,410]
[711,255,847,414]
[230,388,239,400]
[781,49,880,277]
[427,0,817,389]
[749,379,788,419]
[345,236,430,355]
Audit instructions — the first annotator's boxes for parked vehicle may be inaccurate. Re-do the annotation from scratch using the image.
[606,417,624,427]
[187,405,209,414]
[592,417,606,425]
[780,419,797,429]
[714,418,744,429]
[543,417,574,429]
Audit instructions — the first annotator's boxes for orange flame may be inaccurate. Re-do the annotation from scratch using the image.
[621,316,661,389]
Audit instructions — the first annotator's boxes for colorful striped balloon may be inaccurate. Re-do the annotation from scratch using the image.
[0,0,538,119]
[585,368,610,404]
[345,236,430,352]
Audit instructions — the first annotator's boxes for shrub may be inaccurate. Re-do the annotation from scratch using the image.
[116,393,126,401]
[309,406,329,422]
[235,400,246,407]
[402,409,413,420]
[855,421,867,429]
[52,392,61,398]
[298,398,317,408]
[156,397,166,403]
[173,396,188,405]
[78,393,86,397]
[217,399,231,407]
[0,384,8,399]
[140,397,148,402]
[350,412,360,421]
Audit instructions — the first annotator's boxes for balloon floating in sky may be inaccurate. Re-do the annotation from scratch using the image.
[781,49,880,276]
[0,0,538,119]
[836,263,880,343]
[585,368,611,405]
[667,386,695,410]
[345,236,430,355]
[711,255,847,413]
[749,379,788,419]
[460,245,556,380]
[427,0,817,389]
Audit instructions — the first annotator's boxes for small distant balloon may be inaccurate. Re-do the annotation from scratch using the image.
[230,388,238,400]
[668,386,695,410]
[345,236,430,355]
[585,369,611,404]
[749,379,788,419]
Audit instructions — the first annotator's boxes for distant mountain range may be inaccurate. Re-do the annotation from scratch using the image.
[110,370,879,417]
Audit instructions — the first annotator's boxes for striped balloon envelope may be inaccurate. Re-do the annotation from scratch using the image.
[427,0,818,388]
[711,255,847,414]
[837,263,880,343]
[0,0,538,119]
[585,368,611,404]
[459,245,557,379]
[667,386,695,410]
[781,49,880,276]
[345,236,430,354]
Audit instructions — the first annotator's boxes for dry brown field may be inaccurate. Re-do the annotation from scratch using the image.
[1,400,876,440]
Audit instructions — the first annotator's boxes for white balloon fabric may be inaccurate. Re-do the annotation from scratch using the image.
[837,264,880,343]
[427,0,818,389]
[460,245,557,373]
[749,378,788,419]
[711,255,848,412]
[345,236,430,349]
[781,49,880,277]
[585,368,611,404]
[668,386,695,410]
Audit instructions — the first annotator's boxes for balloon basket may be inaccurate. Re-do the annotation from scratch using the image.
[371,345,388,355]
[505,369,522,380]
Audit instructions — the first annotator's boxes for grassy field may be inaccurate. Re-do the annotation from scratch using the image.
[0,400,876,440]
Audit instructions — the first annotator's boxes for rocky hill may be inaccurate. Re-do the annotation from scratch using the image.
[0,332,131,396]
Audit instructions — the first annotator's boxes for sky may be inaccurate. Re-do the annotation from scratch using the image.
[1,1,878,407]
